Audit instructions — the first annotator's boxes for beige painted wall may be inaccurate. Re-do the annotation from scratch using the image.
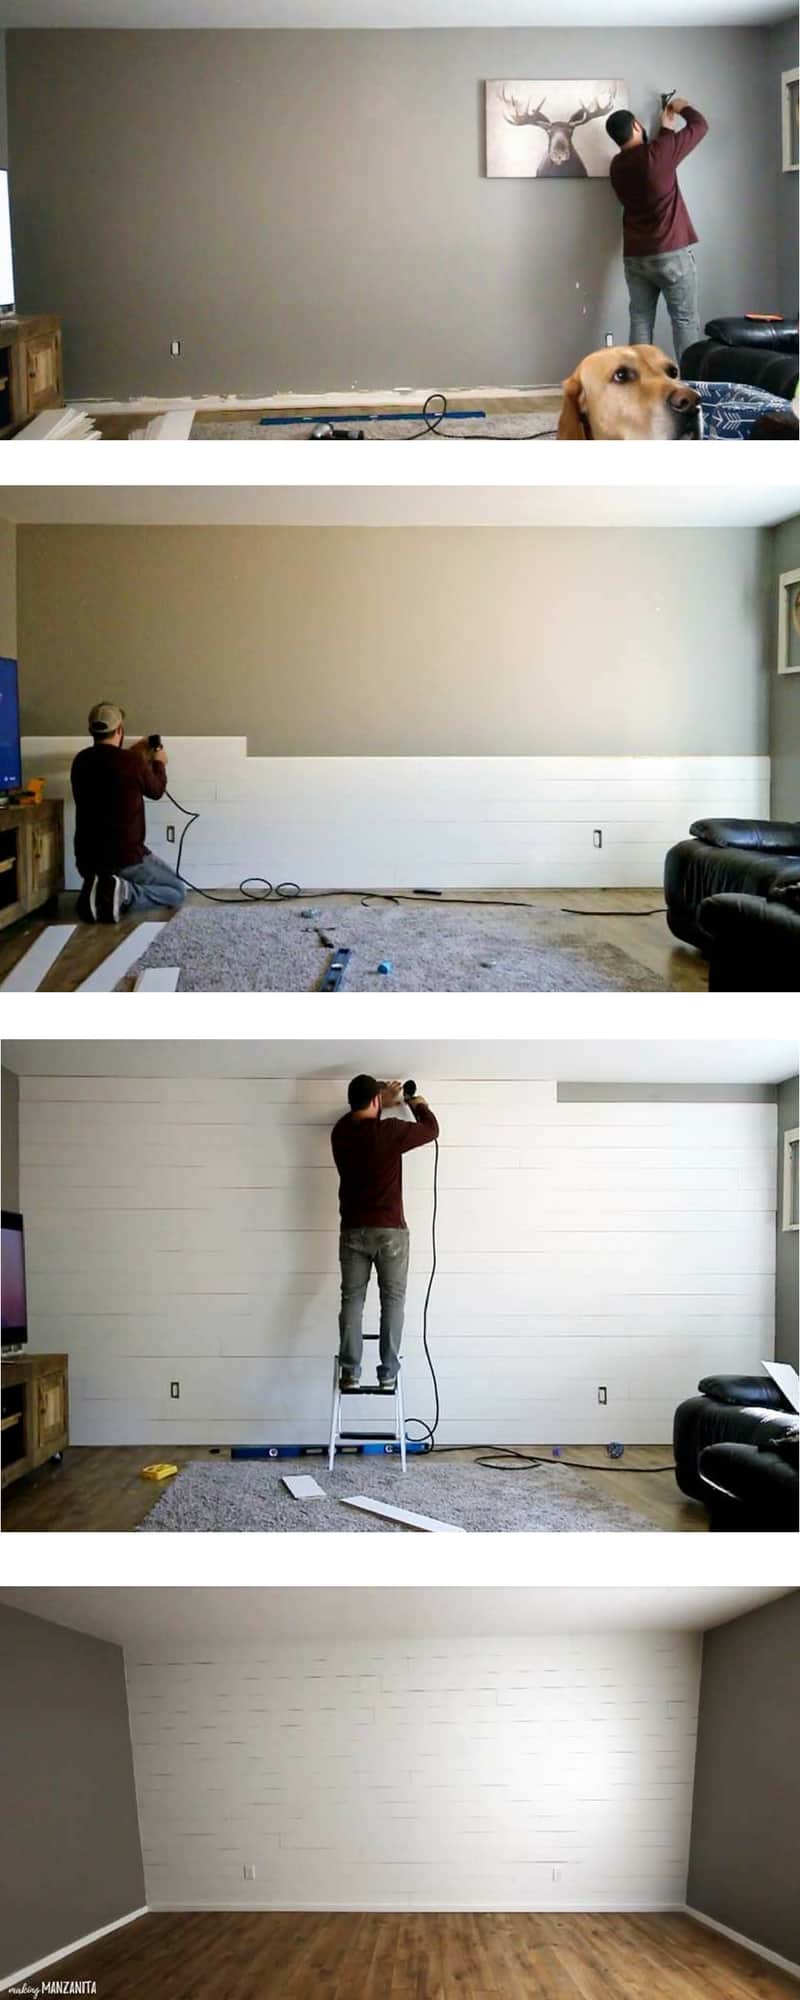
[18,525,769,757]
[0,517,16,656]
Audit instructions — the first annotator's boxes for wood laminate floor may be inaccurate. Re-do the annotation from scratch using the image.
[0,888,707,992]
[29,1911,799,1998]
[1,1443,706,1532]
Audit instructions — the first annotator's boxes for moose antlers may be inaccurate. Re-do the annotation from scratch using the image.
[501,84,616,131]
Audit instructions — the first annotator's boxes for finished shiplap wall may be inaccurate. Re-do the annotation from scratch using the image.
[128,1633,701,1912]
[22,737,770,889]
[19,1077,777,1446]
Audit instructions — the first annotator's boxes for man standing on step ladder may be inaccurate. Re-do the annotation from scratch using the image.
[331,1076,439,1392]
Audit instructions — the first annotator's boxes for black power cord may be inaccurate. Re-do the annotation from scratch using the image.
[406,391,558,441]
[165,787,300,903]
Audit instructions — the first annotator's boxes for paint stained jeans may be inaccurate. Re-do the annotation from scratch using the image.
[119,853,186,911]
[624,247,701,361]
[338,1227,410,1382]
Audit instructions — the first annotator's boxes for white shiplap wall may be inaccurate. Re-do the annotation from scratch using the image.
[19,1076,777,1446]
[127,1633,701,1911]
[22,737,769,889]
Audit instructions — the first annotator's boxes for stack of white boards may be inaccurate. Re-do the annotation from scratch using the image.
[17,406,101,440]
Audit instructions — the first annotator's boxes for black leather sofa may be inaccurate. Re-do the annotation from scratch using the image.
[664,819,800,986]
[700,889,800,992]
[683,315,799,404]
[674,1374,798,1530]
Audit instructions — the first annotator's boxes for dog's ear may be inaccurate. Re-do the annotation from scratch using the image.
[558,371,588,439]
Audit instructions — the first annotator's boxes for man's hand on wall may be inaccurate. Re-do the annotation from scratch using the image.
[380,1080,403,1108]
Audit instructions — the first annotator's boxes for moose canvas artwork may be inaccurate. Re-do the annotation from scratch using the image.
[486,79,628,178]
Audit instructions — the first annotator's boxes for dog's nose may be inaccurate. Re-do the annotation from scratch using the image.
[668,387,698,411]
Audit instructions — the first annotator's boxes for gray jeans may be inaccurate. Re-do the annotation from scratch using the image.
[120,853,186,911]
[624,247,701,362]
[338,1227,410,1381]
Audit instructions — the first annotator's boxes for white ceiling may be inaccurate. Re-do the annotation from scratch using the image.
[0,3,790,26]
[1,482,798,531]
[3,1037,796,1083]
[0,1586,790,1651]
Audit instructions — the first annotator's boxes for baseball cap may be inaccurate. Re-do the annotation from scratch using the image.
[88,701,126,738]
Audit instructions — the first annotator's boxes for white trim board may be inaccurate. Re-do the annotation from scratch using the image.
[22,739,771,891]
[134,967,180,991]
[78,923,164,991]
[149,1900,685,1914]
[0,924,76,991]
[340,1495,466,1532]
[0,1908,149,1994]
[685,1906,800,1981]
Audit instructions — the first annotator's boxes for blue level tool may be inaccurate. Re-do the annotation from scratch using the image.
[259,409,486,427]
[231,1441,429,1459]
[320,946,351,991]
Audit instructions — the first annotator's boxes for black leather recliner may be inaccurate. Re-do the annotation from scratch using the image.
[674,1374,798,1530]
[699,889,800,992]
[664,819,800,986]
[684,315,799,403]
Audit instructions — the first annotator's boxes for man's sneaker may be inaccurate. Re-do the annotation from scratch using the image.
[377,1374,398,1392]
[76,879,98,923]
[339,1369,361,1391]
[96,875,126,924]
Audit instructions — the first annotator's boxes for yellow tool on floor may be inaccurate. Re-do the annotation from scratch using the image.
[140,1462,179,1482]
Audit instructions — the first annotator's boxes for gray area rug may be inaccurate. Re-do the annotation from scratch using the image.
[126,899,666,992]
[190,411,558,440]
[138,1455,658,1533]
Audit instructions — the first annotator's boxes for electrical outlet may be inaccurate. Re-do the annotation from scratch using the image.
[593,829,603,848]
[170,339,182,357]
[243,1864,256,1881]
[170,1380,180,1400]
[598,1386,607,1405]
[166,824,175,844]
[604,332,614,347]
[552,1865,562,1882]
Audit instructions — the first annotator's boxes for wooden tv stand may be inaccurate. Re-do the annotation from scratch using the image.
[0,797,64,932]
[1,1353,69,1489]
[0,315,64,437]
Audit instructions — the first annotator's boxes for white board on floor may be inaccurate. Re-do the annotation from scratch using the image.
[0,925,76,991]
[282,1473,326,1499]
[340,1495,465,1533]
[78,923,163,992]
[763,1361,800,1413]
[134,967,180,992]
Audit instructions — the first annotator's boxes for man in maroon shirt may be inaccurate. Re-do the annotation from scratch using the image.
[606,96,709,361]
[330,1075,439,1390]
[71,701,186,924]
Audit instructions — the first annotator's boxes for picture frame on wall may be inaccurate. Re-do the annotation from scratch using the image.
[485,78,627,178]
[782,66,799,171]
[777,567,800,675]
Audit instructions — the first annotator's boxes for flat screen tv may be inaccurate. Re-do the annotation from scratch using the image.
[0,171,15,316]
[1,1210,28,1351]
[0,658,22,794]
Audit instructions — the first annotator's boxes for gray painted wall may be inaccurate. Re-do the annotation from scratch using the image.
[771,13,799,312]
[0,33,7,171]
[769,515,800,820]
[7,26,778,396]
[688,1593,800,1966]
[0,1602,146,1982]
[1,1063,19,1209]
[776,1074,799,1367]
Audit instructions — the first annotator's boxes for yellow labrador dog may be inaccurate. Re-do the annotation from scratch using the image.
[558,344,701,439]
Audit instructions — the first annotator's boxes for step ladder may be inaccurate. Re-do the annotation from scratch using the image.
[328,1336,407,1472]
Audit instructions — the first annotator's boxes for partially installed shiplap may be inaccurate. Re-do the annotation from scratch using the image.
[129,1633,701,1911]
[19,1077,777,1446]
[22,738,770,889]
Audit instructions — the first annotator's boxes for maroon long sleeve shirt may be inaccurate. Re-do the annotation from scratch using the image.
[331,1103,439,1229]
[71,742,167,879]
[610,106,708,257]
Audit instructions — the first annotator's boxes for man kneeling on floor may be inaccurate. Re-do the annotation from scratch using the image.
[71,702,186,923]
[331,1076,439,1391]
